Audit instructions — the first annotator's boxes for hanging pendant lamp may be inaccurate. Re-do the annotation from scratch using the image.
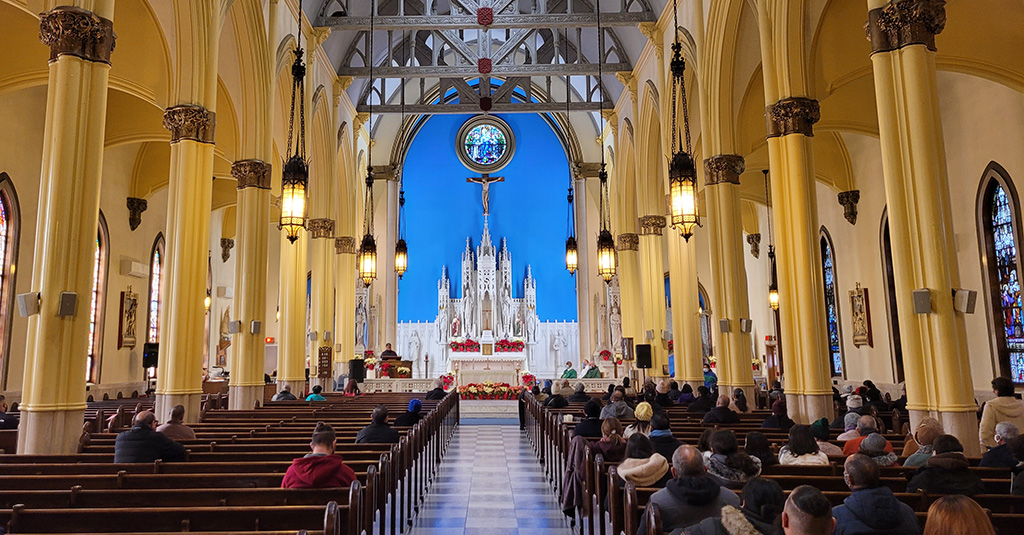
[764,169,779,310]
[357,12,378,286]
[280,29,308,243]
[394,29,409,279]
[594,0,616,283]
[668,0,699,240]
[564,64,578,275]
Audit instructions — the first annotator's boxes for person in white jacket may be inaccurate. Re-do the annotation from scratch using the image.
[980,377,1024,449]
[617,434,671,487]
[778,425,829,466]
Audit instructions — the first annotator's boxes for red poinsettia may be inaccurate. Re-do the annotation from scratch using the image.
[599,350,612,361]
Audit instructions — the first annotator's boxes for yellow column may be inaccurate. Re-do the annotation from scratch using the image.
[637,216,668,374]
[616,234,643,354]
[335,236,357,368]
[228,161,271,410]
[866,0,976,453]
[278,231,308,393]
[19,2,115,454]
[155,2,221,423]
[309,218,336,390]
[668,233,703,388]
[704,156,755,400]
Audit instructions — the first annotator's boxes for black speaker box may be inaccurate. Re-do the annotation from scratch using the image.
[636,344,652,369]
[349,359,366,382]
[142,342,159,369]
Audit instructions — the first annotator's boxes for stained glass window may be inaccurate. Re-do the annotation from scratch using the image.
[148,243,162,344]
[821,234,843,376]
[989,183,1024,383]
[87,216,107,384]
[463,123,507,166]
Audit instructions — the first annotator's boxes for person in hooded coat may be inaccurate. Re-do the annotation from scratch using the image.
[617,434,671,488]
[680,477,785,535]
[281,422,357,489]
[703,395,742,425]
[704,430,762,489]
[906,434,987,496]
[637,445,742,535]
[678,383,697,404]
[832,454,918,535]
[980,377,1024,449]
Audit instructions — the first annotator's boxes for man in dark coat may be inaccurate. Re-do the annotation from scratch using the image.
[637,445,740,535]
[685,386,716,413]
[702,395,741,425]
[906,434,986,496]
[567,383,591,403]
[833,454,918,535]
[114,411,186,463]
[980,421,1019,468]
[355,405,401,444]
[649,412,681,462]
[424,379,447,400]
[573,399,603,438]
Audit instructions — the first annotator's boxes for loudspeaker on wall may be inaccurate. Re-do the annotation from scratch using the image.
[635,344,652,369]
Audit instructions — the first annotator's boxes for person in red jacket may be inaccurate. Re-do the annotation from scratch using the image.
[281,421,357,488]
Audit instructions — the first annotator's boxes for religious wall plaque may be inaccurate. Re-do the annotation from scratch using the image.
[118,288,138,349]
[317,346,333,379]
[849,284,873,348]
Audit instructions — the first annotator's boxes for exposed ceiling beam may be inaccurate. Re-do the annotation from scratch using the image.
[358,101,610,114]
[316,12,656,31]
[338,62,632,78]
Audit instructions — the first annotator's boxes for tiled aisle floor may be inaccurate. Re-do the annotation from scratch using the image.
[408,424,574,535]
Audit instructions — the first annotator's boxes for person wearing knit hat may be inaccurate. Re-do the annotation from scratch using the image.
[901,416,943,461]
[394,399,423,427]
[837,413,862,442]
[810,417,844,456]
[845,394,864,411]
[760,399,795,431]
[625,402,654,438]
[859,433,899,466]
[903,421,943,467]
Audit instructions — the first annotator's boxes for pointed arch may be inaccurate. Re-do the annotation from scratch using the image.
[0,172,20,390]
[88,211,110,384]
[820,226,844,377]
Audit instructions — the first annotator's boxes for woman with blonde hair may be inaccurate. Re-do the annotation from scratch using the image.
[923,495,994,535]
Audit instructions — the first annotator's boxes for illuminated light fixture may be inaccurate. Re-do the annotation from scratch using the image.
[394,33,409,279]
[668,0,699,240]
[594,0,616,283]
[358,10,378,287]
[279,26,308,243]
[564,60,578,275]
[204,291,211,312]
[765,169,780,311]
[565,235,579,275]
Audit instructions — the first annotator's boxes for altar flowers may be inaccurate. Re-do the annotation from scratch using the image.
[458,381,525,400]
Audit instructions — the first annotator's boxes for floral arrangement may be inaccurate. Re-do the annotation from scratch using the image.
[364,350,375,357]
[395,366,411,378]
[458,381,525,400]
[615,357,624,365]
[521,373,536,387]
[440,373,455,390]
[364,357,379,371]
[379,361,393,377]
[449,339,481,352]
[599,350,612,361]
[668,340,674,352]
[495,339,525,352]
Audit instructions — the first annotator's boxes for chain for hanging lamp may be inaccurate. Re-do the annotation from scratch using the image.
[394,29,409,278]
[667,0,700,241]
[594,0,616,283]
[564,51,578,276]
[280,25,308,244]
[358,12,378,286]
[764,169,779,310]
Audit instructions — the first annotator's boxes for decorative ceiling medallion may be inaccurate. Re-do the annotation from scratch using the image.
[456,115,515,174]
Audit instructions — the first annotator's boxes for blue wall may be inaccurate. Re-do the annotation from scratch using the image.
[398,113,578,322]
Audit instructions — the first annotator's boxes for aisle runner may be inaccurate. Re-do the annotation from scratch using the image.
[408,425,573,535]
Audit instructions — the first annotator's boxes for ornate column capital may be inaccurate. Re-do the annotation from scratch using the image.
[163,105,216,144]
[746,233,761,258]
[866,0,946,54]
[838,190,861,225]
[308,218,336,239]
[39,6,116,64]
[617,233,640,251]
[232,159,271,189]
[335,236,356,254]
[616,71,638,101]
[765,97,820,138]
[353,112,371,133]
[126,197,147,231]
[704,155,745,185]
[638,215,667,236]
[220,238,234,262]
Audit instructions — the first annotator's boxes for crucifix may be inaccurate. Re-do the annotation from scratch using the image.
[466,174,504,215]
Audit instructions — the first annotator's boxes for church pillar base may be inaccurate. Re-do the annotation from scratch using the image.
[786,393,834,425]
[155,393,202,425]
[17,408,85,454]
[939,410,981,457]
[229,385,263,410]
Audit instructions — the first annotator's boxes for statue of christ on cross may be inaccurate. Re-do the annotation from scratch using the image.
[467,174,504,215]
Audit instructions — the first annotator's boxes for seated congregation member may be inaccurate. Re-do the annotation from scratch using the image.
[922,495,995,535]
[979,376,1024,450]
[844,394,866,416]
[544,389,569,408]
[681,477,786,535]
[536,382,551,402]
[705,429,762,489]
[809,418,844,457]
[557,378,575,397]
[114,411,186,463]
[567,382,591,403]
[980,421,1019,468]
[649,412,682,462]
[637,445,742,535]
[592,417,627,462]
[393,399,423,427]
[602,384,616,401]
[0,395,17,429]
[842,416,894,456]
[860,381,888,411]
[687,386,716,413]
[618,434,671,487]
[272,384,297,401]
[836,413,861,441]
[744,431,779,469]
[355,405,401,444]
[761,400,795,432]
[601,389,635,420]
[703,395,741,425]
[732,388,749,413]
[1008,436,1024,495]
[623,377,637,398]
[574,398,604,438]
[156,404,196,441]
[281,421,356,489]
[891,385,908,413]
[858,433,899,466]
[655,380,674,407]
[902,418,943,466]
[561,360,577,379]
[832,454,917,535]
[906,434,986,496]
[424,378,446,400]
[768,381,785,404]
[781,485,836,535]
[678,383,697,404]
[305,384,326,402]
[342,378,361,396]
[697,428,716,453]
[668,381,682,403]
[625,401,654,438]
[643,389,663,413]
[779,425,829,466]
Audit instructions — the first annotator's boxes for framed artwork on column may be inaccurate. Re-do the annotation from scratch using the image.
[117,288,138,349]
[849,283,873,348]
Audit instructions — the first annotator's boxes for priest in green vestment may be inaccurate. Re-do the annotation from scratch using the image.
[582,359,602,378]
[560,361,577,379]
